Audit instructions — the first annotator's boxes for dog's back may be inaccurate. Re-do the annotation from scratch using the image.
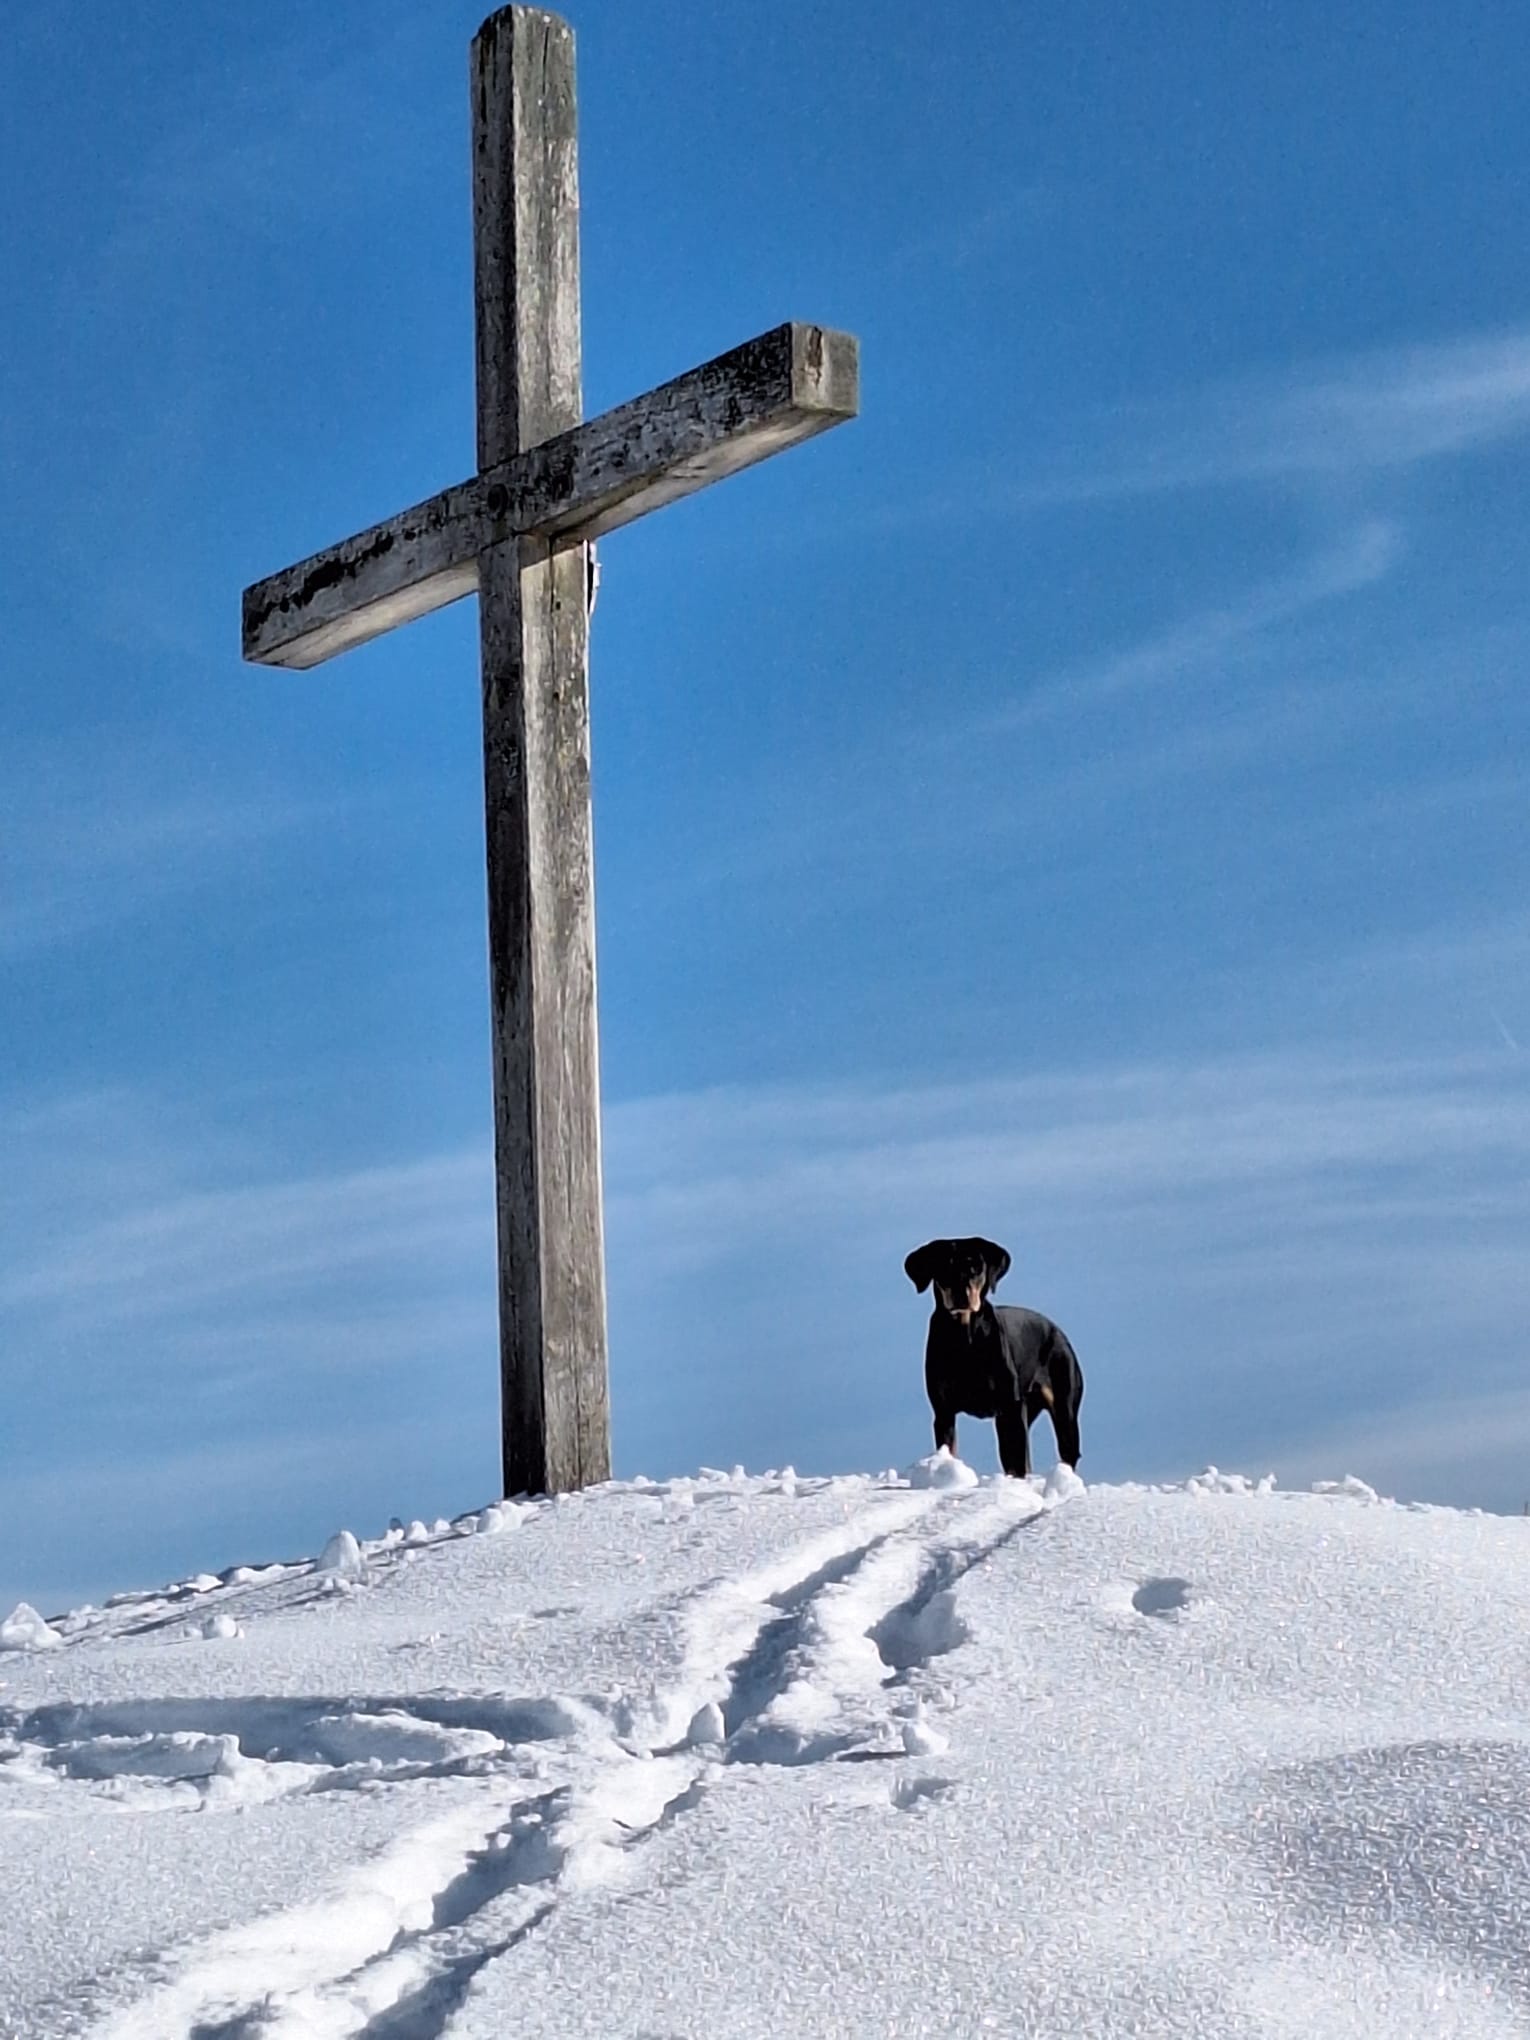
[991,1305,1078,1385]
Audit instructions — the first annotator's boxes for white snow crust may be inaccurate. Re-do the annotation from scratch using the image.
[3,1460,1529,2036]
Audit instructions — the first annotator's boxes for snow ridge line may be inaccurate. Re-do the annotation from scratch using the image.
[74,1480,1069,2040]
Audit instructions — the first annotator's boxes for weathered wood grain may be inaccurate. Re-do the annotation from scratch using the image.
[242,2,861,1503]
[241,322,859,670]
[472,5,611,1497]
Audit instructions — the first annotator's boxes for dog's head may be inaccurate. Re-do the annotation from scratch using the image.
[904,1237,1011,1322]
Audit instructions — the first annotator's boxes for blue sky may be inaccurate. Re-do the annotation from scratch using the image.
[5,0,1529,1614]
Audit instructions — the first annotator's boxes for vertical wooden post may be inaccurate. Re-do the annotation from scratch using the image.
[245,4,855,1500]
[471,7,610,1495]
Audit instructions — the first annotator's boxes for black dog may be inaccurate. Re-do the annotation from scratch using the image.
[905,1237,1083,1478]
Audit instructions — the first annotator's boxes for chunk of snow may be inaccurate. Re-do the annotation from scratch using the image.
[316,1530,367,1581]
[1185,1467,1273,1496]
[0,1602,60,1652]
[687,1702,726,1746]
[475,1501,529,1535]
[199,1613,241,1641]
[906,1448,979,1491]
[901,1713,950,1757]
[1043,1462,1086,1504]
[1311,1475,1382,1503]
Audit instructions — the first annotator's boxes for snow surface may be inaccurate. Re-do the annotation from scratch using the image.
[3,1460,1530,2037]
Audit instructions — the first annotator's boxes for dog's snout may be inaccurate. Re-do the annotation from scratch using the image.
[936,1274,983,1315]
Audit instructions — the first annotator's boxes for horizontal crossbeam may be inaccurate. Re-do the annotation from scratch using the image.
[242,321,858,670]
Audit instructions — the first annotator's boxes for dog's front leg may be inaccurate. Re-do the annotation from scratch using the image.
[995,1406,1031,1479]
[926,1344,958,1460]
[931,1407,957,1458]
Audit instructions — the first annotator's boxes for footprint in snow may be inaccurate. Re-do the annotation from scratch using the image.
[1096,1576,1199,1622]
[1132,1576,1194,1619]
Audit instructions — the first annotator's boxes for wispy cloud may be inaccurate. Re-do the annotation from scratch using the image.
[0,1090,493,1377]
[1281,1388,1530,1509]
[602,1043,1530,1507]
[605,1046,1530,1258]
[805,326,1530,553]
[4,1144,491,1334]
[1005,519,1400,725]
[887,185,1056,277]
[8,1031,1528,1613]
[607,516,1423,910]
[0,746,344,956]
[0,1086,497,1612]
[1016,328,1530,507]
[0,1084,499,1599]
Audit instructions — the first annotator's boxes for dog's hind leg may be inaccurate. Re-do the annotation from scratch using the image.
[995,1406,1031,1479]
[1033,1381,1080,1467]
[1050,1402,1081,1469]
[1042,1336,1083,1468]
[1031,1380,1080,1468]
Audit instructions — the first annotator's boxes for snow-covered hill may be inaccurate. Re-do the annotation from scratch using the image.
[3,1462,1529,2038]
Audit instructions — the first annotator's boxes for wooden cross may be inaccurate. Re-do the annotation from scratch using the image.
[241,7,858,1497]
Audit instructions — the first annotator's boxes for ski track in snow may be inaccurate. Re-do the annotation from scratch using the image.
[12,1478,1066,2039]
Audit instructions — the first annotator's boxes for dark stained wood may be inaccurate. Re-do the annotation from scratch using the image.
[242,322,859,670]
[240,3,859,1501]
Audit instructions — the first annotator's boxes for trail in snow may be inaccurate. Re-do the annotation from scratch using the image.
[8,1462,1530,2040]
[8,1470,1071,2040]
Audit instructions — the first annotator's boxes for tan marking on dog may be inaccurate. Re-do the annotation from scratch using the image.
[934,1278,985,1322]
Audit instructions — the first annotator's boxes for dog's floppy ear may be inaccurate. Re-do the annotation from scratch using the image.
[976,1239,1011,1292]
[904,1241,944,1293]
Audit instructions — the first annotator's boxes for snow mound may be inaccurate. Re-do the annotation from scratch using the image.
[905,1447,980,1490]
[901,1711,950,1756]
[1182,1465,1279,1495]
[1311,1474,1383,1503]
[6,1468,1530,2040]
[1043,1461,1086,1503]
[687,1701,726,1746]
[475,1500,531,1535]
[315,1529,367,1582]
[0,1601,60,1652]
